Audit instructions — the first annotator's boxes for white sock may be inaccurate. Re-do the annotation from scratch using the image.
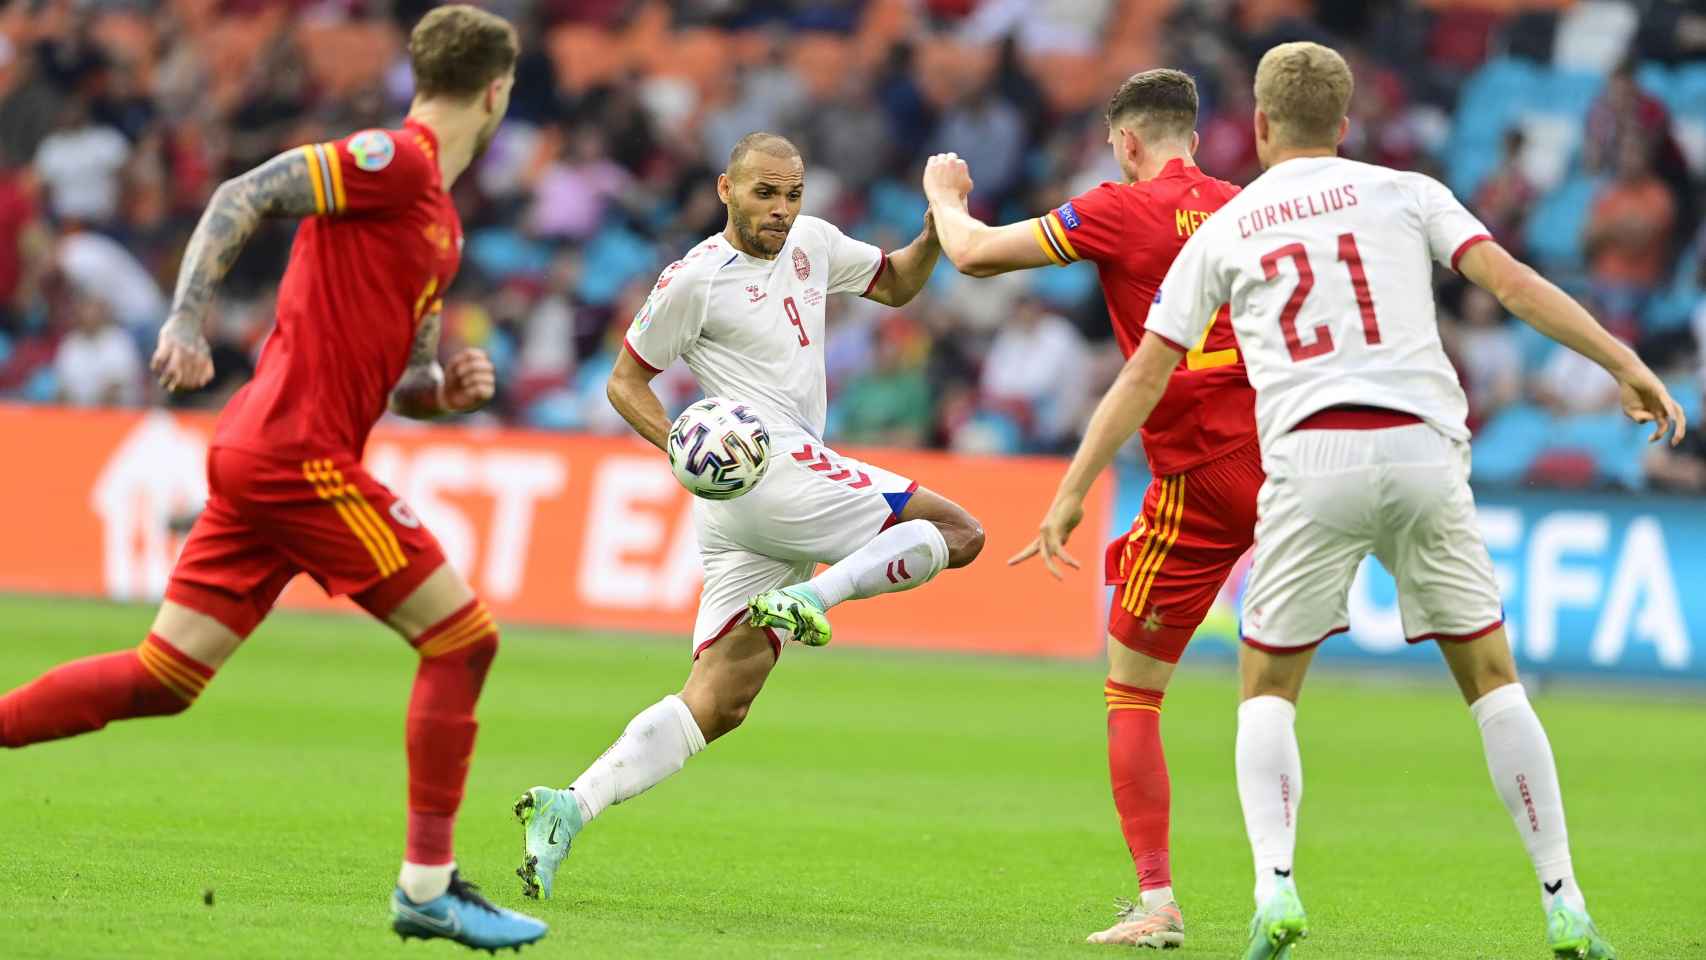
[569,694,706,823]
[1469,682,1586,914]
[805,518,950,609]
[397,861,454,903]
[1140,885,1176,911]
[1236,695,1301,906]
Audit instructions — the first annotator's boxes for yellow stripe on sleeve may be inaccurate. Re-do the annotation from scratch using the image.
[300,146,328,215]
[323,144,346,213]
[1032,218,1068,266]
[1046,212,1080,262]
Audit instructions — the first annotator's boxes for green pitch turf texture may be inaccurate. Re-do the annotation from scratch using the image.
[2,596,1701,959]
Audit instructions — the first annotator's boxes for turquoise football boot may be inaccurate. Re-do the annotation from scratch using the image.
[747,585,832,646]
[1547,896,1616,959]
[390,871,547,952]
[1242,876,1308,960]
[513,786,583,900]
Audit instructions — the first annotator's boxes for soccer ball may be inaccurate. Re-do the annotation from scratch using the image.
[667,398,771,500]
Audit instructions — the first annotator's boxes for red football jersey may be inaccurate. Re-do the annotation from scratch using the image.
[1034,159,1256,475]
[214,118,463,458]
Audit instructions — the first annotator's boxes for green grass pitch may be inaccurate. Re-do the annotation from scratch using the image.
[2,595,1702,959]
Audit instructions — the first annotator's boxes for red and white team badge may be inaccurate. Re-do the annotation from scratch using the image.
[792,247,810,280]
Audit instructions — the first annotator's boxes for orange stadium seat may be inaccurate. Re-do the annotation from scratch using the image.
[785,33,856,100]
[643,29,735,100]
[546,25,627,94]
[294,21,399,101]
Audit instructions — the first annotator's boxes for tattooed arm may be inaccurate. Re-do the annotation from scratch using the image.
[389,310,497,419]
[152,149,323,392]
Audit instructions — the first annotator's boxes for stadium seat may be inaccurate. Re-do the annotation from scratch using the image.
[1550,0,1638,73]
[1523,174,1602,269]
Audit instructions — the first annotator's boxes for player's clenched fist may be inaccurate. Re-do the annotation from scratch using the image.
[443,347,496,412]
[151,320,215,392]
[921,153,973,203]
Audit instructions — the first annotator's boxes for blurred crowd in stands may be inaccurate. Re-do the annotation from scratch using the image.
[1,0,1704,491]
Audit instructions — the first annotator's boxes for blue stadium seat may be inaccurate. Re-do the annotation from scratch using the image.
[1471,404,1552,484]
[1523,174,1603,269]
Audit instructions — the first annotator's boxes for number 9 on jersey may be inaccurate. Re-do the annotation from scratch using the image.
[667,398,772,500]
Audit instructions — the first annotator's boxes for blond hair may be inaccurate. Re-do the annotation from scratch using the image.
[1254,42,1353,149]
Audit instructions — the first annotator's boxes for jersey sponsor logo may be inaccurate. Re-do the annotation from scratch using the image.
[792,247,810,280]
[1056,201,1081,229]
[745,284,768,304]
[349,130,396,172]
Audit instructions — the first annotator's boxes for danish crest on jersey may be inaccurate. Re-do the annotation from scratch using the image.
[348,130,395,172]
[792,247,811,280]
[1056,201,1081,230]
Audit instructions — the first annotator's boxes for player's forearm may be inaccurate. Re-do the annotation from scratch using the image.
[1473,250,1641,379]
[607,374,671,452]
[389,364,448,420]
[1057,336,1181,500]
[927,200,998,277]
[874,230,941,306]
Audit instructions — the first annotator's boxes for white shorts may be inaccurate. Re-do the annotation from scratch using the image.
[691,435,917,656]
[1240,422,1504,652]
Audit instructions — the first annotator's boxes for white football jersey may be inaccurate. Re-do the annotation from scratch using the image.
[1148,156,1491,451]
[624,215,886,441]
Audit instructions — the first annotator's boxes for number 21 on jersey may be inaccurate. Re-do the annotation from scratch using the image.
[1261,233,1381,363]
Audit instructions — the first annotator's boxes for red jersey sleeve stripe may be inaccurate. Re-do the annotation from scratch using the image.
[623,338,664,374]
[1451,233,1493,272]
[861,254,889,297]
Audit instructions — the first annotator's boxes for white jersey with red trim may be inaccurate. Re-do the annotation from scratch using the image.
[1147,156,1491,451]
[624,215,886,441]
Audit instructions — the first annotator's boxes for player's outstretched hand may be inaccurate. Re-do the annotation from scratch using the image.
[443,348,496,413]
[1617,365,1686,446]
[922,153,973,204]
[151,320,214,392]
[1008,494,1084,580]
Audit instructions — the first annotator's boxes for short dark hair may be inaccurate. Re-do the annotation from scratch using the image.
[727,131,803,174]
[1105,69,1199,143]
[409,4,519,100]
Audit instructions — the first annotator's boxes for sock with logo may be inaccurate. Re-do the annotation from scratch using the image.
[797,518,949,610]
[403,601,498,872]
[1105,680,1174,904]
[0,634,214,748]
[569,694,706,823]
[1236,695,1301,905]
[1469,682,1586,914]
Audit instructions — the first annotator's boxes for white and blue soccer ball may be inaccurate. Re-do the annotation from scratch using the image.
[667,397,771,500]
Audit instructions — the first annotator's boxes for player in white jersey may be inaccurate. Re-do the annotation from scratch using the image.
[1013,43,1682,960]
[511,132,985,900]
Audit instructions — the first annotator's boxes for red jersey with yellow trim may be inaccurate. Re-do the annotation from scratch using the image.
[213,118,462,458]
[1035,159,1255,475]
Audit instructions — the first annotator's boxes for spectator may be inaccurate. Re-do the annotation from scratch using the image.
[1643,422,1706,493]
[31,98,130,225]
[0,165,48,335]
[978,295,1091,451]
[833,314,933,446]
[53,289,142,408]
[1448,286,1524,430]
[54,227,167,334]
[928,85,1026,206]
[1583,56,1686,180]
[528,127,633,242]
[1582,135,1677,321]
[1471,129,1536,259]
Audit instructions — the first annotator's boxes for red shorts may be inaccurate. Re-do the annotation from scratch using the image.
[165,446,446,637]
[1104,441,1263,663]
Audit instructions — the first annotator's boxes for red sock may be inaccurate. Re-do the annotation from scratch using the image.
[1,634,213,748]
[405,600,498,865]
[1105,679,1171,892]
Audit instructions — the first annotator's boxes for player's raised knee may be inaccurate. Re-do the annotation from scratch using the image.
[940,513,985,568]
[413,599,500,668]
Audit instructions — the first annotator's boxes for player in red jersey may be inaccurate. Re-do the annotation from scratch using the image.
[924,70,1257,948]
[0,7,546,951]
